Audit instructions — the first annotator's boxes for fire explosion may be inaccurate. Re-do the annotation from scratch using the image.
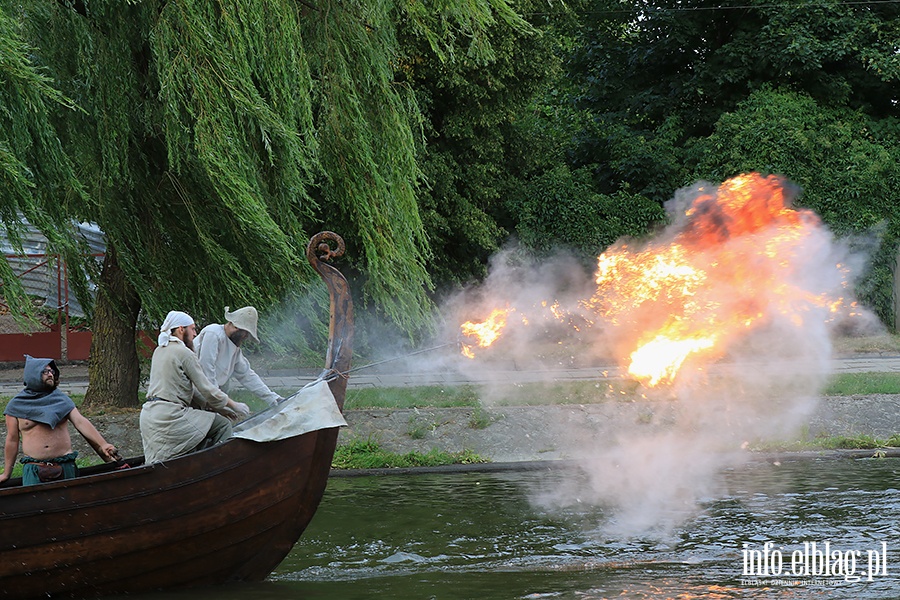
[459,173,858,386]
[459,307,514,359]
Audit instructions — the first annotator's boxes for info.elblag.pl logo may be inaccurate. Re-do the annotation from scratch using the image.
[741,541,889,585]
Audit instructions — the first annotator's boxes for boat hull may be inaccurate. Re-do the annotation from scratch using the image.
[0,426,340,598]
[1,231,353,599]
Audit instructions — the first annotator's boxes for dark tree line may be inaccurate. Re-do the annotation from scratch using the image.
[516,0,899,326]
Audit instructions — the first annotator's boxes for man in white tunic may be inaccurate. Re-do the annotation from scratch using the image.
[140,311,250,464]
[193,306,283,407]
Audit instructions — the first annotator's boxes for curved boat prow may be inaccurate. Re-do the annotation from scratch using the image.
[306,231,354,409]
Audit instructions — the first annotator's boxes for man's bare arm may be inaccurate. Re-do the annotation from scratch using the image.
[1,415,20,482]
[68,408,117,462]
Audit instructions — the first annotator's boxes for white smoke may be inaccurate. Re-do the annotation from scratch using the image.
[440,176,883,538]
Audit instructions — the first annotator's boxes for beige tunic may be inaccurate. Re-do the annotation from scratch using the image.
[140,339,231,464]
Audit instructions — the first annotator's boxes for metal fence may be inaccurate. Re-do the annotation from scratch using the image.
[1,222,105,362]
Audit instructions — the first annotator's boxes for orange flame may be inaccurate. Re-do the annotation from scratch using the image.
[459,173,852,385]
[589,173,838,385]
[460,308,512,359]
[628,334,717,386]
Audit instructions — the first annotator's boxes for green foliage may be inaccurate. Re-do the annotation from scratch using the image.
[11,0,319,328]
[755,433,900,453]
[406,415,433,440]
[570,0,900,140]
[7,0,895,343]
[566,0,900,193]
[823,372,900,397]
[689,89,900,230]
[468,405,495,429]
[332,438,486,469]
[400,0,531,64]
[511,165,667,260]
[562,1,900,327]
[399,0,569,287]
[343,384,480,410]
[819,435,900,450]
[0,6,94,322]
[300,0,436,332]
[689,88,900,324]
[3,0,534,351]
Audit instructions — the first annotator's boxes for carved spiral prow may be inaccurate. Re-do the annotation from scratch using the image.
[307,231,346,264]
[306,232,353,408]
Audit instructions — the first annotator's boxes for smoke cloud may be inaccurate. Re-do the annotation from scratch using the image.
[438,174,883,537]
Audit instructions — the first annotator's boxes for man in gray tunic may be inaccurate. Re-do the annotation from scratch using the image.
[140,311,250,464]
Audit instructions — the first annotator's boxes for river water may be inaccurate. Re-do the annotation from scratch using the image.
[113,456,900,599]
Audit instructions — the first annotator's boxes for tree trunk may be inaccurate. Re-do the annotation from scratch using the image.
[83,243,142,408]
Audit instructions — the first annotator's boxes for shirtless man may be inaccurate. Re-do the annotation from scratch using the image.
[1,356,117,486]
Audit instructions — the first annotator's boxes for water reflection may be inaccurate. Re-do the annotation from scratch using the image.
[109,457,900,599]
[279,457,900,599]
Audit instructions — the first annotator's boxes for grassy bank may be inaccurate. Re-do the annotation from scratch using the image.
[1,371,896,412]
[2,371,895,412]
[335,372,900,410]
[754,432,900,454]
[332,439,486,469]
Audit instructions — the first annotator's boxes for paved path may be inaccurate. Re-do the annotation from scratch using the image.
[2,355,898,397]
[309,355,900,389]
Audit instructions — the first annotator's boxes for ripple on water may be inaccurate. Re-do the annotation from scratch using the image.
[278,458,900,599]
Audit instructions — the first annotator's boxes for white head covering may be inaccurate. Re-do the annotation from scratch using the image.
[224,306,259,341]
[158,310,195,347]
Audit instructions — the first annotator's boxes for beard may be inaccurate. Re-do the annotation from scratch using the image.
[183,337,195,351]
[228,330,247,347]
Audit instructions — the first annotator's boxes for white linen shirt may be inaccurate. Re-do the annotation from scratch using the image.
[141,338,232,464]
[194,323,281,406]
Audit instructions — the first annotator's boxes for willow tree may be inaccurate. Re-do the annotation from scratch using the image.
[0,7,94,323]
[6,0,525,407]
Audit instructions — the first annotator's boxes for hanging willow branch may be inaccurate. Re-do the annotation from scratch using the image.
[6,0,531,335]
[0,6,95,323]
[290,0,378,31]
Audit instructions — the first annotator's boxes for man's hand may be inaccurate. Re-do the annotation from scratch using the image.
[223,399,251,420]
[99,443,118,462]
[219,406,238,420]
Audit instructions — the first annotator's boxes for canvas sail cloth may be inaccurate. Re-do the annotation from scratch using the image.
[233,379,347,442]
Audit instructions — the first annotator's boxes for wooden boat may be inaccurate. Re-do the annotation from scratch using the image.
[0,231,353,599]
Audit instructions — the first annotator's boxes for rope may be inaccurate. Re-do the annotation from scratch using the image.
[343,341,459,375]
[283,341,459,389]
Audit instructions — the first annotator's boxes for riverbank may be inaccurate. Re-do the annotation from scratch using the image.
[2,352,899,468]
[5,392,895,468]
